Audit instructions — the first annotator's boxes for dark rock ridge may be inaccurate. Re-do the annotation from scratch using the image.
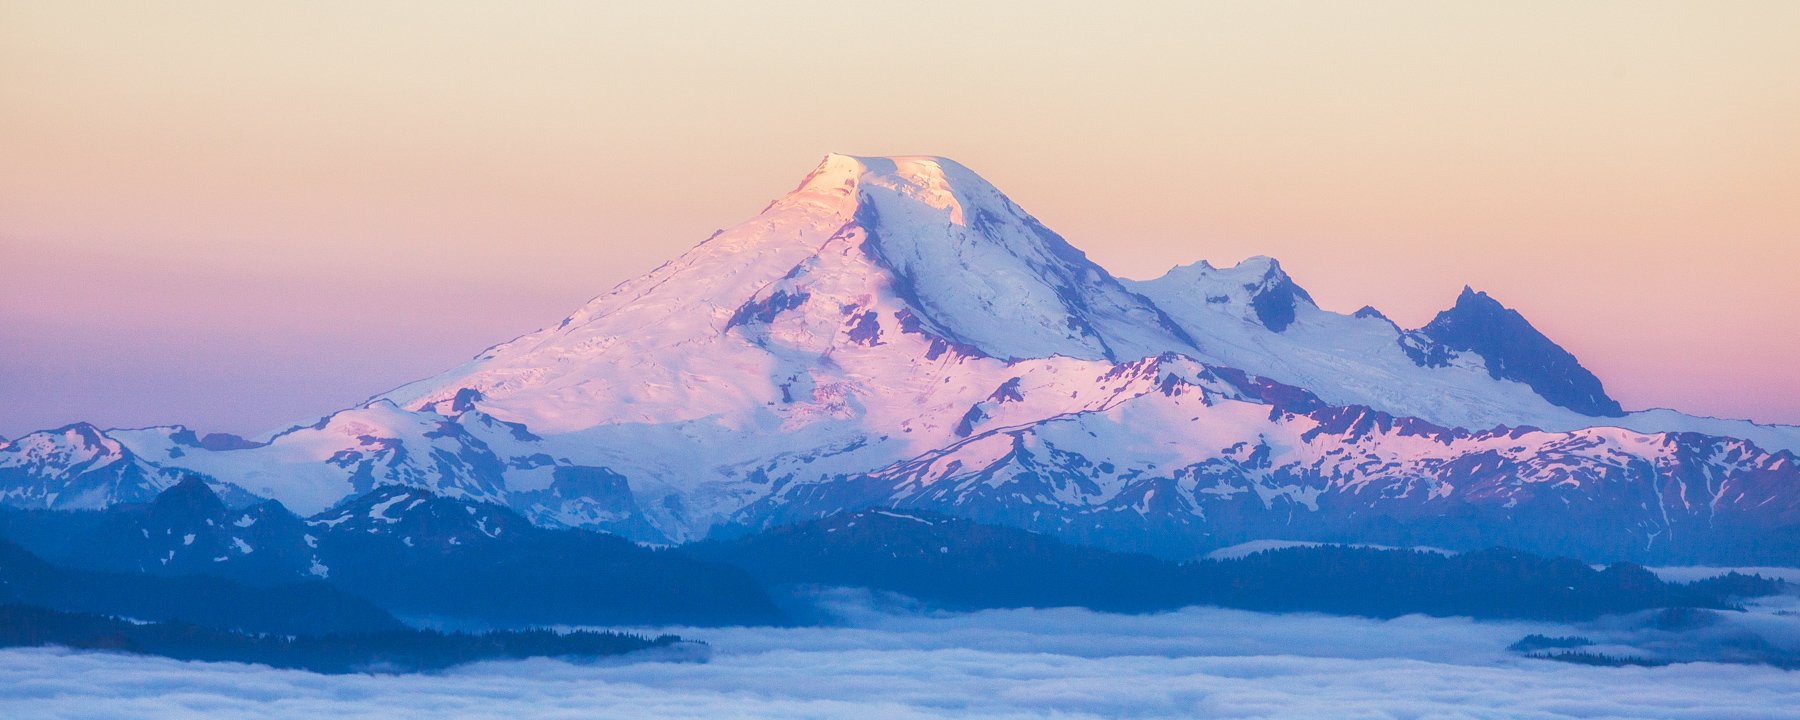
[1244,259,1314,332]
[1420,287,1624,416]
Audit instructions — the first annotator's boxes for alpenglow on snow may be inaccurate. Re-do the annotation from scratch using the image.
[4,155,1798,562]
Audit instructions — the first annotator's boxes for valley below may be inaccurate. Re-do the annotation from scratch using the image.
[3,477,1798,718]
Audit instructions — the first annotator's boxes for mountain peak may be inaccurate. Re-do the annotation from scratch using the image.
[780,153,864,202]
[808,153,979,181]
[777,154,1195,363]
[383,154,1202,420]
[50,421,109,444]
[1134,255,1315,333]
[779,154,999,225]
[1240,255,1284,273]
[1421,288,1623,417]
[149,474,227,520]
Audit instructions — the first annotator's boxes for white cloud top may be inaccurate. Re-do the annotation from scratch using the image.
[5,596,1797,719]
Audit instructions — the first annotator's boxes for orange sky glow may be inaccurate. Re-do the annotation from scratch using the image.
[2,1,1796,435]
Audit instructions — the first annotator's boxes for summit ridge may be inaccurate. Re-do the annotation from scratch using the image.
[5,154,1798,562]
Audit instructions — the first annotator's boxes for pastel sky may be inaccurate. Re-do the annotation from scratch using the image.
[2,1,1796,437]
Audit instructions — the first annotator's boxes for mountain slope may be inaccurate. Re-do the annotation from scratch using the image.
[732,354,1800,561]
[686,508,1739,621]
[383,155,1199,424]
[309,485,785,626]
[0,539,400,636]
[1126,258,1630,423]
[1421,287,1622,416]
[0,423,193,510]
[0,481,785,627]
[3,154,1797,564]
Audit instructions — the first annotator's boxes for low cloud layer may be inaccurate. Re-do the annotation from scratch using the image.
[4,595,1798,719]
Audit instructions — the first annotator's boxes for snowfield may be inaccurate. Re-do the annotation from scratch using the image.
[4,154,1797,561]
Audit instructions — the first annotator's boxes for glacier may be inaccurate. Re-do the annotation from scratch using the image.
[4,154,1797,561]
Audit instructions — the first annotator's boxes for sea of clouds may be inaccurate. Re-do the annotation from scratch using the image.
[4,589,1798,719]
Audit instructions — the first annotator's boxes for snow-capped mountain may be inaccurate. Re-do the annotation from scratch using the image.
[1126,260,1625,426]
[3,154,1796,562]
[0,423,238,510]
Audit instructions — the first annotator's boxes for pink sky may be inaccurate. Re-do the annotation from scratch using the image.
[2,2,1796,437]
